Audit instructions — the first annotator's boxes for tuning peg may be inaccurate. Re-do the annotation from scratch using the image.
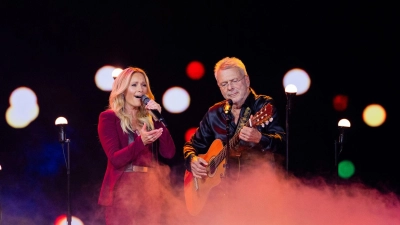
[269,118,273,122]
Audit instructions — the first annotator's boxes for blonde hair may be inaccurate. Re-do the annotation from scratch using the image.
[214,57,248,78]
[108,67,155,133]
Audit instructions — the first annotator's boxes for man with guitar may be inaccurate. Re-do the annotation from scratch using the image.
[183,56,286,217]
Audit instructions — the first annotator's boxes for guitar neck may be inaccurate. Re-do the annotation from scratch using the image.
[214,121,249,165]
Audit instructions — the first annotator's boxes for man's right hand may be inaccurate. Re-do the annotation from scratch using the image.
[190,156,208,178]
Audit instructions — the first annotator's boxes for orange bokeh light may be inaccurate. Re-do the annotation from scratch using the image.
[362,104,386,127]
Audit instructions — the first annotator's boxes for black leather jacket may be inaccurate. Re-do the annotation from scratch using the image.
[184,88,285,171]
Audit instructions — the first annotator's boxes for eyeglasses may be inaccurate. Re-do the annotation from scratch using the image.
[217,76,246,89]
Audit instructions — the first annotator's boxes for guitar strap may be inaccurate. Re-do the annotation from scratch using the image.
[235,107,251,134]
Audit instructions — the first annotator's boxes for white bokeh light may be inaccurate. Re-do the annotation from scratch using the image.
[95,65,118,91]
[6,105,39,128]
[6,87,39,128]
[283,68,311,95]
[112,68,123,79]
[162,87,190,113]
[9,87,37,105]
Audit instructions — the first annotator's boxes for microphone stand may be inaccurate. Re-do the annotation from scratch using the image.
[223,112,231,178]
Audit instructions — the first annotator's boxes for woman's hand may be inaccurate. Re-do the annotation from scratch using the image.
[140,123,163,145]
[145,99,162,113]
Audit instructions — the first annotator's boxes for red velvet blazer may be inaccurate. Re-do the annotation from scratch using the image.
[97,109,176,206]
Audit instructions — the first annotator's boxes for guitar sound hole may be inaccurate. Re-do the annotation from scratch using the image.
[209,164,216,176]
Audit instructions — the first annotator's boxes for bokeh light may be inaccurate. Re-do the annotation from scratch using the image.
[95,65,117,91]
[186,60,205,80]
[9,86,37,106]
[333,94,349,111]
[362,104,386,127]
[162,87,190,113]
[5,87,39,128]
[54,214,84,225]
[338,160,355,179]
[282,68,311,95]
[184,127,197,142]
[112,68,123,79]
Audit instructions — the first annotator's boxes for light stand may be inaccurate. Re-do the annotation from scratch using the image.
[55,117,71,225]
[285,84,297,172]
[335,119,351,175]
[0,165,2,225]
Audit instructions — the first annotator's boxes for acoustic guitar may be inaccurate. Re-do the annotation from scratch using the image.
[183,103,273,215]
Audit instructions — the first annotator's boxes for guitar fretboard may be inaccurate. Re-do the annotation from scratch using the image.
[211,120,250,168]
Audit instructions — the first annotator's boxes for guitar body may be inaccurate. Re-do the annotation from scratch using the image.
[184,139,226,216]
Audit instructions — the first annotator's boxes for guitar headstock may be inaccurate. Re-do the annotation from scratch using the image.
[249,103,273,127]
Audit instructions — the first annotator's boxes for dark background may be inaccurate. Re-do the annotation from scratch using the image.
[1,1,398,224]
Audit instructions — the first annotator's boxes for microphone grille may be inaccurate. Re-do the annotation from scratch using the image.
[224,99,233,114]
[141,95,150,104]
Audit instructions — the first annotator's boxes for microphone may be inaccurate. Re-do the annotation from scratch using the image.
[140,95,168,127]
[224,99,233,114]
